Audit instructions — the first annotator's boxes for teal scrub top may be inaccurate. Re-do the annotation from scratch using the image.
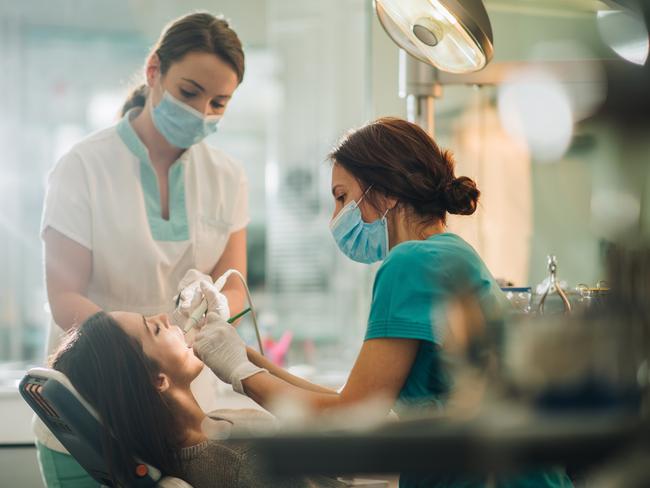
[365,233,573,488]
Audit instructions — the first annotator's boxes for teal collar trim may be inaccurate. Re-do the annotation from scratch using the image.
[117,110,189,242]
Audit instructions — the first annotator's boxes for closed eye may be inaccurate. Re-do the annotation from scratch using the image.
[180,88,197,98]
[144,317,160,336]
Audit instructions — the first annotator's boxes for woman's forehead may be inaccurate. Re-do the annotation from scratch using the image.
[332,163,355,184]
[167,52,238,96]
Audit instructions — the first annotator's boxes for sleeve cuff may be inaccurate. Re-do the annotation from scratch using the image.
[365,319,438,344]
[41,222,92,250]
[229,217,250,234]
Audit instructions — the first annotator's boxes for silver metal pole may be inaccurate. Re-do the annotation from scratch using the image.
[399,50,441,138]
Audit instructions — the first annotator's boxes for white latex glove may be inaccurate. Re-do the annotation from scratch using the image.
[171,269,230,326]
[171,269,211,326]
[198,281,230,320]
[193,312,266,394]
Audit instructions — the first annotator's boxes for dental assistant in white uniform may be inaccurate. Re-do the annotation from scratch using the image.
[35,12,248,486]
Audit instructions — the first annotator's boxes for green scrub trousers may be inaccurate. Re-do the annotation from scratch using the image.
[36,442,99,487]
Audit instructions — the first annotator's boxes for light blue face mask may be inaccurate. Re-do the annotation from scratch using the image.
[329,187,390,264]
[151,91,221,149]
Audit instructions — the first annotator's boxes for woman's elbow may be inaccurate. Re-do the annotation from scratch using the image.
[47,291,95,331]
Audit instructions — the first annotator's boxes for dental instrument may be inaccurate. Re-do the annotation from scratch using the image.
[537,255,571,315]
[181,269,236,332]
[227,307,251,324]
[181,270,265,355]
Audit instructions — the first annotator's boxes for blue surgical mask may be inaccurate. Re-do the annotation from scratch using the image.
[329,188,390,264]
[151,91,221,149]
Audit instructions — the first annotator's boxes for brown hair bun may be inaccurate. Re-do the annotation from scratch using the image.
[445,176,480,216]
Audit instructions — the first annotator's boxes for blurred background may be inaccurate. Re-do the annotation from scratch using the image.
[1,0,649,484]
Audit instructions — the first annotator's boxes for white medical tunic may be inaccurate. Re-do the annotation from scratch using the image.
[35,108,249,451]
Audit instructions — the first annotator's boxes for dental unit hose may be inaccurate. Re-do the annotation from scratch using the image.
[182,269,264,355]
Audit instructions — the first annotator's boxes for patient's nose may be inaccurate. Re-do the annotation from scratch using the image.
[157,313,172,327]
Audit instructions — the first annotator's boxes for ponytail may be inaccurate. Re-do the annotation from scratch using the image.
[120,84,149,117]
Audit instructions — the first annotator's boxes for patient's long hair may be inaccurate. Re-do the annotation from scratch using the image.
[50,312,182,485]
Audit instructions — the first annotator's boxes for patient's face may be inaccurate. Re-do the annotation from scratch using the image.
[111,311,204,387]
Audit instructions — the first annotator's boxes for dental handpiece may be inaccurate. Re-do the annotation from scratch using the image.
[182,299,209,333]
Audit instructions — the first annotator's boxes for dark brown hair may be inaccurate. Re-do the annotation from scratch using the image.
[50,312,182,484]
[329,117,480,225]
[121,12,245,116]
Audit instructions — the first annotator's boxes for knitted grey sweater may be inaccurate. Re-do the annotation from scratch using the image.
[178,409,344,488]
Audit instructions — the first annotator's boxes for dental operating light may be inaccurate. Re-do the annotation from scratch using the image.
[375,0,494,73]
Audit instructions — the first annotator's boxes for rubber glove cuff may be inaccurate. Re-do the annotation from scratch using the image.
[230,362,266,395]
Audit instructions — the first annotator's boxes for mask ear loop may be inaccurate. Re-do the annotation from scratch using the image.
[357,184,374,206]
[330,187,371,230]
[360,185,392,220]
[381,205,392,254]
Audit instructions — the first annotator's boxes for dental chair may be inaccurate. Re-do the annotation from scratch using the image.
[20,367,191,488]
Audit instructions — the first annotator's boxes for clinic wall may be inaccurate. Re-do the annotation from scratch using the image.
[263,0,372,358]
[529,121,650,287]
[485,3,619,286]
[127,0,268,46]
[0,9,149,361]
[528,134,603,287]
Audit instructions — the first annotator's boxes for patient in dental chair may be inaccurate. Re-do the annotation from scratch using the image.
[50,311,343,488]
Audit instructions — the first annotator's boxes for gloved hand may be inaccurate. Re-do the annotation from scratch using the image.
[171,269,230,326]
[171,269,211,326]
[198,280,230,320]
[193,312,266,394]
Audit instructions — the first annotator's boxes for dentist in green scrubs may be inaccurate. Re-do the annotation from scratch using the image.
[193,117,573,488]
